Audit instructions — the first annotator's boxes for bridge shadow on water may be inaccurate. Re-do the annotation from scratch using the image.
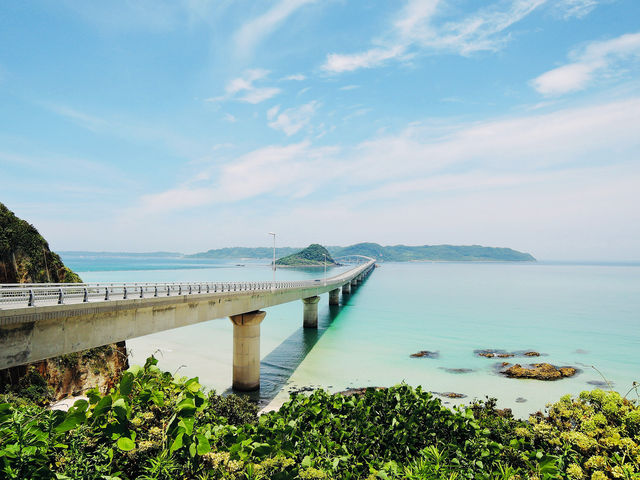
[223,285,364,407]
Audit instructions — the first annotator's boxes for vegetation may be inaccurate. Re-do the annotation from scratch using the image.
[189,243,535,262]
[1,356,637,479]
[276,244,337,266]
[0,202,82,283]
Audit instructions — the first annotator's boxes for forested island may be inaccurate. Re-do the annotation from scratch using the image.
[275,244,337,266]
[190,242,535,262]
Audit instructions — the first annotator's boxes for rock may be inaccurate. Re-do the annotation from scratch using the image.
[339,387,386,396]
[442,368,473,374]
[501,362,511,367]
[523,351,540,357]
[475,349,514,358]
[410,350,439,359]
[435,391,467,399]
[515,397,527,403]
[502,363,577,381]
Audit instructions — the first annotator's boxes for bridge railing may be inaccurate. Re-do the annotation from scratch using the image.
[0,260,375,309]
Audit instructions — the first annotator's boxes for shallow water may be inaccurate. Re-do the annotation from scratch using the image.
[65,253,640,418]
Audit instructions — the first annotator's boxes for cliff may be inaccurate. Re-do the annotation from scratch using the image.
[276,244,337,266]
[0,202,128,402]
[0,202,81,283]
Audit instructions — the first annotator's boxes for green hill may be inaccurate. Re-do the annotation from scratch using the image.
[188,242,535,262]
[276,244,337,266]
[0,202,82,283]
[332,243,535,262]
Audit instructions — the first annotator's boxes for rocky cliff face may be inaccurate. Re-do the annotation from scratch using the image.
[0,202,128,401]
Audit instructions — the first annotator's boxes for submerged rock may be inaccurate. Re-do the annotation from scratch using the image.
[442,368,474,374]
[410,350,439,359]
[434,391,467,399]
[515,397,527,403]
[523,351,540,357]
[475,349,514,358]
[339,387,386,396]
[587,380,613,387]
[502,363,577,381]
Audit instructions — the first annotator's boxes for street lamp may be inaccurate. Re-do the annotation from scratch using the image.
[323,253,327,286]
[268,232,276,286]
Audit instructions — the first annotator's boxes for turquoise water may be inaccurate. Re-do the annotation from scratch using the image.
[63,253,640,418]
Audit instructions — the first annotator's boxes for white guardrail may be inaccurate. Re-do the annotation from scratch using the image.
[0,258,374,309]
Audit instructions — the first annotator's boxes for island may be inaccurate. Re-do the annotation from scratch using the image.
[188,242,535,262]
[275,244,337,266]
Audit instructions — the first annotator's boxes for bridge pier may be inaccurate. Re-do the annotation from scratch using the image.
[229,310,266,391]
[302,296,320,328]
[350,277,357,287]
[329,289,340,306]
[342,283,351,295]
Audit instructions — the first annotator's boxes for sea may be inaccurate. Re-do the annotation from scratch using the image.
[60,252,640,418]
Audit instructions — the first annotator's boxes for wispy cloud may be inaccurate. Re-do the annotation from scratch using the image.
[339,85,360,91]
[531,32,640,95]
[553,0,600,19]
[224,113,237,123]
[322,0,550,73]
[234,0,316,57]
[207,69,281,104]
[282,74,306,81]
[267,101,319,136]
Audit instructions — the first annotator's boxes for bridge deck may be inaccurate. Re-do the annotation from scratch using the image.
[0,260,375,370]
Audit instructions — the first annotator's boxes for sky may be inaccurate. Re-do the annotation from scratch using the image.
[1,0,639,261]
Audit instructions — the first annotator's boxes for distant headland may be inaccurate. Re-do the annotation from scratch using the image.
[189,242,535,262]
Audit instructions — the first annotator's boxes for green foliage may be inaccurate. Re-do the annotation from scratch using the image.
[1,357,636,479]
[0,201,83,283]
[276,244,336,266]
[189,242,536,262]
[332,243,536,262]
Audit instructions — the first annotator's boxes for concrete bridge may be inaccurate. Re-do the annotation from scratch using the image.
[0,258,375,390]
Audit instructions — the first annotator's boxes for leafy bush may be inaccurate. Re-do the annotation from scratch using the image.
[0,357,637,479]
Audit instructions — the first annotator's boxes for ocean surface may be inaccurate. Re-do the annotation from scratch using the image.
[61,252,640,418]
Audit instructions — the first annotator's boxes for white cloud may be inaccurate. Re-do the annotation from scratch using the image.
[324,46,406,73]
[532,32,640,95]
[554,0,599,19]
[267,101,319,136]
[339,85,360,91]
[267,105,280,121]
[208,69,282,104]
[322,0,548,73]
[224,113,237,123]
[282,74,306,81]
[234,0,316,57]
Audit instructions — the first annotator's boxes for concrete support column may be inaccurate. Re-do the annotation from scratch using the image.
[329,288,340,306]
[302,296,320,328]
[342,283,351,295]
[229,310,266,391]
[351,277,357,287]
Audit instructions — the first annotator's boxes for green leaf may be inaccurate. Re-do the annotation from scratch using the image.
[178,417,194,436]
[301,455,312,468]
[185,378,201,393]
[116,437,135,452]
[55,411,86,433]
[119,372,134,396]
[196,434,211,455]
[170,433,184,453]
[126,365,143,376]
[92,395,112,421]
[72,399,89,413]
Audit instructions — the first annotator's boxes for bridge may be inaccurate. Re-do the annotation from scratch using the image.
[0,257,375,391]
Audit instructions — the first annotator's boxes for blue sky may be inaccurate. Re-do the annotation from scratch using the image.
[1,0,639,260]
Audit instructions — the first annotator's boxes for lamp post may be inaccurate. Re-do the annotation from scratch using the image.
[323,253,327,286]
[268,232,276,288]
